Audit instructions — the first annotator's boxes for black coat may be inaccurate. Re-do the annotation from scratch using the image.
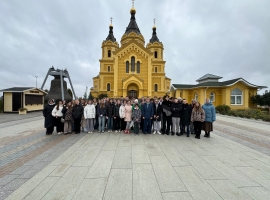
[72,104,84,119]
[171,102,182,118]
[43,104,55,128]
[106,103,114,117]
[181,103,192,125]
[153,103,162,121]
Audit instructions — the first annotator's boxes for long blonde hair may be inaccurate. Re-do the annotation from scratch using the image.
[193,102,203,112]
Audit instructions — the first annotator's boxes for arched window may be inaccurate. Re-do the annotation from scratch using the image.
[155,67,157,73]
[231,88,242,105]
[107,83,111,91]
[154,51,158,58]
[108,50,111,57]
[137,61,140,73]
[126,61,129,73]
[154,84,158,92]
[131,56,135,72]
[195,93,198,102]
[108,66,110,72]
[210,92,215,102]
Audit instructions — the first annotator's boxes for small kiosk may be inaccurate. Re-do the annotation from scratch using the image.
[0,87,47,113]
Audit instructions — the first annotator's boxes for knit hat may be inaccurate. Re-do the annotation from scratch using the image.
[134,99,138,103]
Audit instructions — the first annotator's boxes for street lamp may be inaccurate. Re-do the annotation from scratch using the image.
[35,76,38,88]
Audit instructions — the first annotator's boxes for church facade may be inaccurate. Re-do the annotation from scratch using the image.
[90,6,171,98]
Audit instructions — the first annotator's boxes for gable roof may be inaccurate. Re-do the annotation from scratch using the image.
[0,87,48,94]
[196,73,223,82]
[172,78,267,89]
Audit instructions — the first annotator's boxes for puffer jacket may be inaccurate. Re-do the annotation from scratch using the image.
[114,104,121,117]
[52,105,63,117]
[84,104,96,119]
[106,103,114,117]
[202,102,216,122]
[171,102,182,118]
[119,105,125,118]
[191,109,205,122]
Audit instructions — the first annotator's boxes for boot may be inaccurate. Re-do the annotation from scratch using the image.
[198,134,201,139]
[207,132,210,138]
[171,132,175,136]
[204,132,207,137]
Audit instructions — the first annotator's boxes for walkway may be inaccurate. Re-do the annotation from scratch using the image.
[0,113,270,199]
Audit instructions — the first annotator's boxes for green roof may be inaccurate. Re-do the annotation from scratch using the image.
[0,87,33,92]
[172,78,267,89]
[196,73,223,81]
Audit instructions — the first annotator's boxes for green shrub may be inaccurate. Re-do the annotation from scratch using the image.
[224,108,269,122]
[216,104,231,114]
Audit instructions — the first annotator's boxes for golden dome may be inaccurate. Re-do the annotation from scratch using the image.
[109,24,113,28]
[130,7,136,14]
[152,25,156,29]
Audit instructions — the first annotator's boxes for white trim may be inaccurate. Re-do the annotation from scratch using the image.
[0,88,48,94]
[226,78,257,88]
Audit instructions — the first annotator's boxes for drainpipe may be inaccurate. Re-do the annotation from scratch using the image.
[205,87,209,103]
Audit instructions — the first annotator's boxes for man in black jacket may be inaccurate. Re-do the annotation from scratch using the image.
[180,99,192,137]
[171,98,182,136]
[72,100,84,134]
[162,95,172,135]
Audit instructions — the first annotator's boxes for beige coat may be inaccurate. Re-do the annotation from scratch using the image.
[191,109,205,122]
[124,105,132,121]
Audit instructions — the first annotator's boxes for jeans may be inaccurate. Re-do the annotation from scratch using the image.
[126,121,131,129]
[172,117,180,133]
[98,116,105,132]
[153,121,161,131]
[143,118,151,133]
[107,117,113,130]
[181,124,190,136]
[134,122,140,134]
[190,121,195,133]
[86,118,94,132]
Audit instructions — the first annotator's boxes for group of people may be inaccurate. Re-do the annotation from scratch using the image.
[43,95,216,139]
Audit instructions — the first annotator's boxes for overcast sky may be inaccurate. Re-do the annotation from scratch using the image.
[0,0,269,98]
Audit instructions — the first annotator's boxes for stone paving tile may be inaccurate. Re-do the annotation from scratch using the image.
[241,186,270,200]
[0,175,18,186]
[103,169,132,200]
[162,192,193,200]
[17,168,41,179]
[0,188,13,200]
[72,178,107,200]
[2,178,28,191]
[9,165,32,175]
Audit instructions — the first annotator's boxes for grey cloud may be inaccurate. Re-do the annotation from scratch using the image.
[0,0,269,98]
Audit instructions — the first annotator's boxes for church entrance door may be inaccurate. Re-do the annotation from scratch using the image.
[128,90,137,98]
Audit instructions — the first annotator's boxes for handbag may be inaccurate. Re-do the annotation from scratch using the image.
[163,108,172,116]
[61,118,65,123]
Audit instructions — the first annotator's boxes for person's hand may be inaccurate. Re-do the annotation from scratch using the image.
[106,116,108,119]
[114,117,116,119]
[143,117,145,119]
[157,116,159,119]
[150,117,152,120]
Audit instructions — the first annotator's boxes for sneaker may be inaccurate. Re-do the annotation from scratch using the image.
[58,132,61,135]
[153,131,156,134]
[102,131,104,133]
[115,130,118,133]
[157,131,161,134]
[88,132,91,134]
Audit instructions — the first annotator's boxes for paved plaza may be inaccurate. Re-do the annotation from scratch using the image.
[0,112,270,199]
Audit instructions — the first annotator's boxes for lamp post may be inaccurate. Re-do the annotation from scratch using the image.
[35,76,38,88]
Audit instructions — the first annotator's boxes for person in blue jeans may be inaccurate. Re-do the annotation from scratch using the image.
[97,101,106,133]
[141,97,154,134]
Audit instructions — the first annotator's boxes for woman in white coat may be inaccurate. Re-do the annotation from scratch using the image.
[119,100,126,132]
[52,100,64,134]
[84,100,96,133]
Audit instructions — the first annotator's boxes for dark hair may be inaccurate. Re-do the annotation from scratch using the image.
[56,100,62,110]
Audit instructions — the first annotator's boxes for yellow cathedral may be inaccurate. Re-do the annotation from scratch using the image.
[90,5,171,98]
